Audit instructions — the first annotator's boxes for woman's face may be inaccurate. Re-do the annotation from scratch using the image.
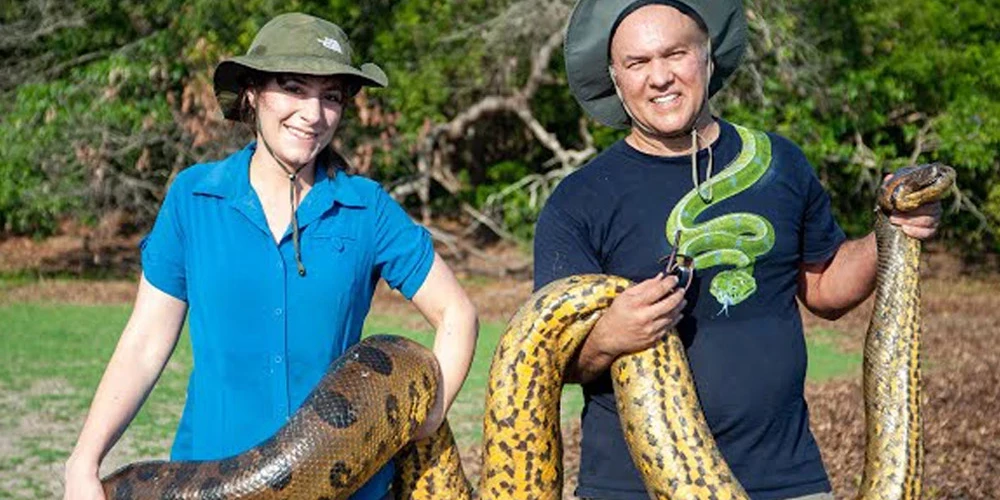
[609,5,711,139]
[249,74,348,168]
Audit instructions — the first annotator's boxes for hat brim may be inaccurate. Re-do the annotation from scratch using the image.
[213,56,388,120]
[565,0,748,129]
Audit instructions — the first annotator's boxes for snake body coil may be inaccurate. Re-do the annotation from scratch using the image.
[101,335,439,499]
[102,164,954,500]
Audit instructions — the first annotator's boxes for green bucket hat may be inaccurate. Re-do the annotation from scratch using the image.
[565,0,747,129]
[213,12,389,120]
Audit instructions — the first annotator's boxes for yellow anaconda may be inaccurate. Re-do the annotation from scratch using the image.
[101,335,442,499]
[101,163,954,499]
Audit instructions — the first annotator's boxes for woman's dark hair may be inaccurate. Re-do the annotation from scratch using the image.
[233,70,358,175]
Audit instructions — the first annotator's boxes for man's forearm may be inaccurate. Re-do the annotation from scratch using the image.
[800,233,879,319]
[565,320,620,384]
[565,336,617,384]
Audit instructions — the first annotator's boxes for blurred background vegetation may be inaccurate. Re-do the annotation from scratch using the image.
[1,0,998,259]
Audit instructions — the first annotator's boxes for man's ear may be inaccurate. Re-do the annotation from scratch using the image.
[705,39,714,81]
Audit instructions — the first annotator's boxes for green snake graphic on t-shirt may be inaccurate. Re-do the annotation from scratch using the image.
[665,125,775,314]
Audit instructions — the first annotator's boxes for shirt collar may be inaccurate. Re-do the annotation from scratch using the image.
[191,142,367,209]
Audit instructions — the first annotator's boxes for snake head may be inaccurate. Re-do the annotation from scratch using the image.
[878,162,957,213]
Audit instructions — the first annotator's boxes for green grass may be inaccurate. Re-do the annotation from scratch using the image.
[806,328,863,381]
[0,303,191,465]
[0,302,858,473]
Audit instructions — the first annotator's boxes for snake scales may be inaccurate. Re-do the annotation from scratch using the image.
[101,164,954,499]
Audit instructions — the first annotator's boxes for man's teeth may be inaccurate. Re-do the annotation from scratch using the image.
[652,94,678,104]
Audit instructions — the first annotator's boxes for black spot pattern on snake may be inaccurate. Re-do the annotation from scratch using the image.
[176,463,199,481]
[111,477,134,499]
[157,462,199,500]
[329,461,353,488]
[386,394,400,426]
[355,345,393,375]
[267,462,293,491]
[169,462,198,488]
[217,455,241,476]
[313,389,358,428]
[135,464,157,482]
[199,477,225,500]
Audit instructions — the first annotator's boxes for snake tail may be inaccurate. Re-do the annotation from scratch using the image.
[102,335,439,500]
[394,422,472,499]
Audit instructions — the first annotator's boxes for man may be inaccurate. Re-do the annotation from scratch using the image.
[533,1,942,499]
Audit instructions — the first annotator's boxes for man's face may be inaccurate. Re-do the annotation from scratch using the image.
[609,5,710,139]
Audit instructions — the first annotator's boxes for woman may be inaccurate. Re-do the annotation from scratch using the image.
[63,13,478,500]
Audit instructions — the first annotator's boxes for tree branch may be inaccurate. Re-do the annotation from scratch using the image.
[410,14,594,242]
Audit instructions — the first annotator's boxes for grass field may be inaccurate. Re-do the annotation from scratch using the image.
[0,301,859,498]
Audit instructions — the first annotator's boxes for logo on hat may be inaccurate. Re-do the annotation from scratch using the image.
[317,37,343,54]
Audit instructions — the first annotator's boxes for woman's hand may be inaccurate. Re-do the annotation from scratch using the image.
[63,458,105,500]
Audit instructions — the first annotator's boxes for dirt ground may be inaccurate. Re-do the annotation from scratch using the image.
[1,234,998,498]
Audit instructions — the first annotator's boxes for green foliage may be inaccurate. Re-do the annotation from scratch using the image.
[715,0,1000,249]
[0,0,997,255]
[473,160,538,241]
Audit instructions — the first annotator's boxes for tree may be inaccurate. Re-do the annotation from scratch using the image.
[1,0,997,256]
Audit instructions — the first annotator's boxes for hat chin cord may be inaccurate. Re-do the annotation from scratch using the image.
[256,114,309,277]
[609,49,715,203]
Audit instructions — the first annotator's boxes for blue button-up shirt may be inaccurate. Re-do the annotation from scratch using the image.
[140,143,434,499]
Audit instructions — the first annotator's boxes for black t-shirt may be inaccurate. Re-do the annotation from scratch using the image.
[533,119,846,500]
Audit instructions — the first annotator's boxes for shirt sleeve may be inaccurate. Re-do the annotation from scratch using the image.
[800,165,847,265]
[373,187,434,300]
[140,181,188,301]
[533,197,602,292]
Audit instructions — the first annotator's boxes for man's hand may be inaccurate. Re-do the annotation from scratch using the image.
[589,274,687,359]
[889,201,942,240]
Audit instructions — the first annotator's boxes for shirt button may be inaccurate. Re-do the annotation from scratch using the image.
[274,308,283,316]
[274,355,283,364]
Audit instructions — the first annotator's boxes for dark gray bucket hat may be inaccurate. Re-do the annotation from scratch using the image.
[565,0,747,129]
[213,12,389,120]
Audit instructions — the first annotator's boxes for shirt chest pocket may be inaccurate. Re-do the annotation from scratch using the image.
[305,228,367,286]
[312,231,351,252]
